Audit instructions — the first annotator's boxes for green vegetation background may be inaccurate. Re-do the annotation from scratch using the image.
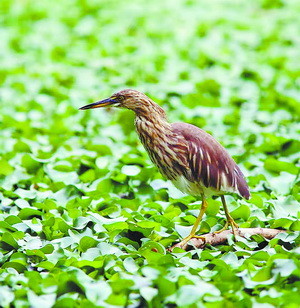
[0,0,299,307]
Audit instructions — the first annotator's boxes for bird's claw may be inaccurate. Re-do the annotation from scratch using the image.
[177,234,206,249]
[213,218,239,238]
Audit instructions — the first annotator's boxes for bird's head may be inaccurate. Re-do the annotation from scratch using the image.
[80,89,167,119]
[80,89,149,111]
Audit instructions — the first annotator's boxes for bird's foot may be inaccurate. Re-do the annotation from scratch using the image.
[213,218,239,237]
[177,234,206,249]
[229,218,239,229]
[229,218,239,238]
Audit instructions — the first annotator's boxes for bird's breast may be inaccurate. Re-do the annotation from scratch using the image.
[135,118,188,181]
[172,175,222,197]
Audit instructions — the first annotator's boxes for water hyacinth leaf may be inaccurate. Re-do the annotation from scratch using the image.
[79,236,99,252]
[272,259,297,277]
[0,159,14,175]
[79,169,96,183]
[0,221,18,232]
[121,165,141,176]
[264,158,299,175]
[28,292,56,308]
[1,262,27,273]
[1,232,19,249]
[140,286,158,302]
[176,283,220,306]
[21,154,41,174]
[0,286,14,307]
[230,204,251,221]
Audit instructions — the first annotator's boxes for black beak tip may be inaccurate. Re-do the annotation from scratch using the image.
[79,104,94,110]
[78,98,118,111]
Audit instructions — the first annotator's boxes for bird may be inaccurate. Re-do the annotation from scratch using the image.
[80,89,250,247]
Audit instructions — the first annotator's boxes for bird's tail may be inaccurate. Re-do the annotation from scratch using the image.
[236,168,250,199]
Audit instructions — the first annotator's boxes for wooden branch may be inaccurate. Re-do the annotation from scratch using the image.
[169,228,285,251]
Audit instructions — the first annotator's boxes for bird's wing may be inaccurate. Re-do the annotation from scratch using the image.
[171,122,250,199]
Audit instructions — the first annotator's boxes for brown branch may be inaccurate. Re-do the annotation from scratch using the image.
[168,228,285,251]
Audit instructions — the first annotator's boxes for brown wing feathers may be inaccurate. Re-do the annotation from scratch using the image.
[172,122,250,199]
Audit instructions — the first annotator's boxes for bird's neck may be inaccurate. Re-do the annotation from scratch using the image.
[134,99,167,119]
[133,99,169,127]
[135,112,171,133]
[134,102,172,143]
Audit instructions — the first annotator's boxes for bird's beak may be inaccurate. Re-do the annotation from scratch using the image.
[79,97,118,110]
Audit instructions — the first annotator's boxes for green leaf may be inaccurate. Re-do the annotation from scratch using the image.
[264,158,299,175]
[0,159,14,175]
[1,232,19,249]
[79,236,99,252]
[121,165,141,176]
[0,286,14,307]
[21,154,41,174]
[79,169,96,183]
[230,204,251,221]
[18,208,43,219]
[37,261,55,271]
[176,283,220,306]
[252,267,272,282]
[2,262,27,273]
[28,290,56,308]
[136,220,160,229]
[140,286,158,302]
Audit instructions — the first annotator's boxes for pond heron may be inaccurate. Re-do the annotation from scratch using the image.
[80,89,250,247]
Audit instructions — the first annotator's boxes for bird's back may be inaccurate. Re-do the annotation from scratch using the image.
[134,106,249,200]
[171,122,250,199]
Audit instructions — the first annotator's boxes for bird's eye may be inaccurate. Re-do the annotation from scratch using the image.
[117,95,125,101]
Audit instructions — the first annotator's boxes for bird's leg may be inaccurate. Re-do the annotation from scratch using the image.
[179,196,207,247]
[215,195,239,237]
